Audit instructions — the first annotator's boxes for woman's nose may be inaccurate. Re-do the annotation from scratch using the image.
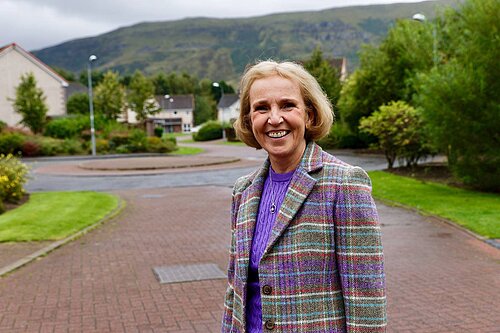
[267,108,283,125]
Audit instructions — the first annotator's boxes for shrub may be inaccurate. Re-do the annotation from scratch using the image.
[163,134,177,145]
[61,139,84,155]
[193,121,223,141]
[0,154,29,205]
[44,116,88,139]
[128,130,148,152]
[67,93,89,115]
[359,101,434,169]
[108,131,131,148]
[0,132,25,154]
[0,121,6,133]
[21,140,41,157]
[146,137,176,153]
[154,127,164,138]
[317,123,369,149]
[95,139,110,153]
[37,137,64,156]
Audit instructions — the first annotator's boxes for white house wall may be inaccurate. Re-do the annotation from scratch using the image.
[0,47,67,127]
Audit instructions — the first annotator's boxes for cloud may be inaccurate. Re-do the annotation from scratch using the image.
[0,1,114,50]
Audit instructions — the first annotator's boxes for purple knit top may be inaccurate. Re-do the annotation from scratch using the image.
[246,168,295,333]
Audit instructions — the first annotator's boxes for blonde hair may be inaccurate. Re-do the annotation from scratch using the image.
[234,60,334,149]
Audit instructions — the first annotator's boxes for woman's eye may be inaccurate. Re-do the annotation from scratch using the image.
[283,103,295,110]
[254,105,268,112]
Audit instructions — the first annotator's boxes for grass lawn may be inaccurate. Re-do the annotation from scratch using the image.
[0,191,121,242]
[170,146,204,155]
[368,171,500,239]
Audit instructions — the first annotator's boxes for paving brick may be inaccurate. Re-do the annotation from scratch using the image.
[0,186,498,332]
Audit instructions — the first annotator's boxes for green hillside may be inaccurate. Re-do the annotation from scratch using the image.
[32,0,455,82]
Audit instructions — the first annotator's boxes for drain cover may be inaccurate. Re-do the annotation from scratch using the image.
[142,194,164,198]
[153,263,226,284]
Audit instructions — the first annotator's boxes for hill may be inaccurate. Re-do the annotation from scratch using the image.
[32,0,455,83]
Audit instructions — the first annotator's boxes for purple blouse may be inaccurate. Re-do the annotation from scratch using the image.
[246,168,294,333]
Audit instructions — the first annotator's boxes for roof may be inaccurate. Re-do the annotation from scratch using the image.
[66,82,87,98]
[155,94,194,110]
[0,43,69,87]
[218,94,239,108]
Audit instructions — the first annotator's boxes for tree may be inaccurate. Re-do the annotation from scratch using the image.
[67,93,89,114]
[304,47,342,111]
[127,70,160,123]
[359,101,433,169]
[12,72,49,134]
[94,71,126,120]
[414,0,500,191]
[194,95,216,125]
[338,19,433,134]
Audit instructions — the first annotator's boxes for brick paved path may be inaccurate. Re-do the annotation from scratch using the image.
[0,186,499,332]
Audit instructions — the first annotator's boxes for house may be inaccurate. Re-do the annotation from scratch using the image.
[140,94,194,134]
[0,43,68,127]
[217,94,240,124]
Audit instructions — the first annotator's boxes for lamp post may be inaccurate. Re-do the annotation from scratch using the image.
[412,13,438,66]
[164,94,174,132]
[87,54,97,156]
[212,82,226,139]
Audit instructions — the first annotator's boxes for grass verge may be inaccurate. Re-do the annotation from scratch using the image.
[0,191,120,242]
[368,171,500,239]
[171,146,204,155]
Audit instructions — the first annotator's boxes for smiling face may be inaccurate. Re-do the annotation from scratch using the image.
[249,75,310,173]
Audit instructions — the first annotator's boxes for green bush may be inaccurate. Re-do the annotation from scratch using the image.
[37,137,65,156]
[95,139,110,153]
[154,127,164,138]
[0,132,25,154]
[67,93,89,114]
[0,121,6,133]
[163,134,177,145]
[61,139,84,155]
[193,121,223,141]
[108,131,131,148]
[0,154,29,205]
[359,101,434,169]
[128,130,148,152]
[146,137,176,153]
[317,123,372,149]
[44,116,88,139]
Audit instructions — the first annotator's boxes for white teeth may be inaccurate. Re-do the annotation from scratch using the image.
[268,131,287,138]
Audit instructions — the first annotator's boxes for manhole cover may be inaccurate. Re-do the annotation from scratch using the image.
[153,263,226,284]
[141,194,164,199]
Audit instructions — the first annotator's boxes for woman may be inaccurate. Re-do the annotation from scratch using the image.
[222,60,386,332]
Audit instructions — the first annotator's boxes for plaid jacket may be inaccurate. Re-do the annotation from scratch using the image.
[222,142,386,332]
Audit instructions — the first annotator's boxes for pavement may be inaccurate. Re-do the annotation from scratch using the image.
[1,141,499,332]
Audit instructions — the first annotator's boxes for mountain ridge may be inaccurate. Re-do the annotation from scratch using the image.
[32,0,456,83]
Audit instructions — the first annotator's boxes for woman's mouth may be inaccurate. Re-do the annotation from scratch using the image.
[267,130,289,138]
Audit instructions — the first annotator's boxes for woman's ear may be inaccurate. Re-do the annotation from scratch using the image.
[306,109,314,129]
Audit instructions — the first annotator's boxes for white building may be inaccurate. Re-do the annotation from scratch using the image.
[0,43,68,127]
[217,94,240,124]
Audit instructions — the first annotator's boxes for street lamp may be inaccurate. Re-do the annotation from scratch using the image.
[412,13,438,66]
[87,54,97,156]
[212,82,226,139]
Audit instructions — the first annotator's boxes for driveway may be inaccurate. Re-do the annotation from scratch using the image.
[1,140,497,332]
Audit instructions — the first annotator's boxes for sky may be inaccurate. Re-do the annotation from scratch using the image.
[1,0,425,51]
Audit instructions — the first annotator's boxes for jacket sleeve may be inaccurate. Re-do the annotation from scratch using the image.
[334,166,387,332]
[221,188,238,332]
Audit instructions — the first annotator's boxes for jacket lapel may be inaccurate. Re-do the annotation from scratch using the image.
[262,142,324,257]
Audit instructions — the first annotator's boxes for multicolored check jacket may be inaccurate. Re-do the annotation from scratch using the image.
[222,142,386,332]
